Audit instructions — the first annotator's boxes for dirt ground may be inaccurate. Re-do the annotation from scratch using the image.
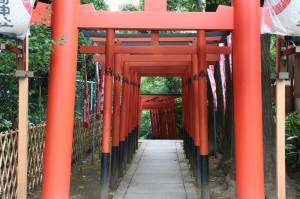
[28,154,104,199]
[28,147,299,199]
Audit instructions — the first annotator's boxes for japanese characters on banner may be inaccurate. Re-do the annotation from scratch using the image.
[219,43,227,112]
[207,65,217,111]
[96,62,105,120]
[261,0,300,35]
[0,0,35,39]
[83,55,91,129]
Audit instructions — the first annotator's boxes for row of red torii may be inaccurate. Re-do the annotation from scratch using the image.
[29,0,265,198]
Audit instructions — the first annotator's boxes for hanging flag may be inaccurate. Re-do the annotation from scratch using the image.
[219,43,227,112]
[207,65,217,111]
[96,62,101,120]
[100,63,105,114]
[227,34,232,79]
[83,55,91,128]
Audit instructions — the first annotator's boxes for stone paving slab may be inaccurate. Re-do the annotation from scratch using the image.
[113,140,198,199]
[127,183,185,194]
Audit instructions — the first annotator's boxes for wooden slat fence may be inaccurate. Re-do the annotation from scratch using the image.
[0,118,101,199]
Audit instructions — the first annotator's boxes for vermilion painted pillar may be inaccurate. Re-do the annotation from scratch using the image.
[110,54,121,190]
[119,63,130,176]
[183,72,189,157]
[162,107,167,139]
[182,75,187,153]
[100,29,115,199]
[131,73,138,156]
[192,54,201,188]
[135,74,140,150]
[152,110,156,139]
[187,65,194,170]
[233,0,265,198]
[150,110,154,138]
[42,0,79,198]
[171,100,177,139]
[154,109,158,139]
[158,108,162,139]
[197,30,209,199]
[127,73,132,160]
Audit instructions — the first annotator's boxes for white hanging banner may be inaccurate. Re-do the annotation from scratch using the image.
[219,43,227,112]
[207,65,217,111]
[99,63,105,114]
[0,0,35,39]
[262,0,300,35]
[227,34,232,79]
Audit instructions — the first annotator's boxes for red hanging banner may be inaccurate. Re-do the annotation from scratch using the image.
[96,62,104,120]
[83,55,91,128]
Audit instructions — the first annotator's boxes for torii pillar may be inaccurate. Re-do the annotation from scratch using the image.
[42,0,79,198]
[233,0,265,198]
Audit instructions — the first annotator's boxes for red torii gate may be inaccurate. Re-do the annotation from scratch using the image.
[81,35,225,194]
[31,0,264,198]
[141,94,181,139]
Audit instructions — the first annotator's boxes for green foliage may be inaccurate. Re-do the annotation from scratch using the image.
[206,0,231,6]
[175,98,183,139]
[36,0,109,10]
[81,0,109,10]
[140,110,152,139]
[119,3,139,11]
[167,0,198,11]
[270,35,277,73]
[285,112,300,169]
[29,24,52,76]
[0,114,12,131]
[140,77,181,94]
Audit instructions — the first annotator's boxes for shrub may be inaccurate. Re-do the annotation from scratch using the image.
[285,112,300,169]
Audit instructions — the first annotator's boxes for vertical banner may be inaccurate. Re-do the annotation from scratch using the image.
[96,62,101,120]
[227,34,233,79]
[219,43,227,112]
[83,55,91,128]
[207,65,217,111]
[100,63,105,114]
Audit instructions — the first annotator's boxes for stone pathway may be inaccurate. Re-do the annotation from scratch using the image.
[113,140,198,199]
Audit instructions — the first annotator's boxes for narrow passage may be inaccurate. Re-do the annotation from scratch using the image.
[113,140,198,199]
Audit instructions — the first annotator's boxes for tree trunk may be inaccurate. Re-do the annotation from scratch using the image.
[219,55,234,167]
[261,34,277,198]
[214,63,225,153]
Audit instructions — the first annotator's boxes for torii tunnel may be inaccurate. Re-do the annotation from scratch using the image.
[32,0,264,198]
[141,94,181,140]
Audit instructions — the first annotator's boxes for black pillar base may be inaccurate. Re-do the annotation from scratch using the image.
[100,153,110,199]
[128,132,133,162]
[200,155,209,199]
[110,146,119,191]
[135,126,139,150]
[119,141,125,178]
[124,136,129,169]
[195,147,201,189]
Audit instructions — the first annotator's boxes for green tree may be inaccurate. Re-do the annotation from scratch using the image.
[119,2,139,11]
[36,0,109,10]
